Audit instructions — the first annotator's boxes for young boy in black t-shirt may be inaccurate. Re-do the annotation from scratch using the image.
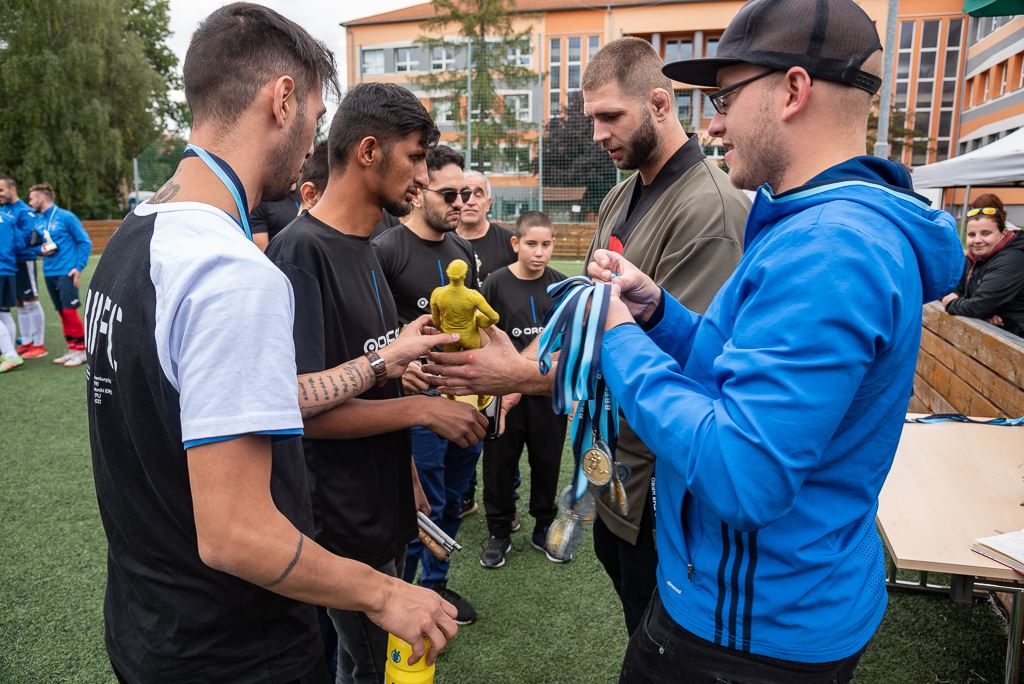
[479,211,569,568]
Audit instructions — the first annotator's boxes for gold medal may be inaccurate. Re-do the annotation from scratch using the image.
[582,439,612,487]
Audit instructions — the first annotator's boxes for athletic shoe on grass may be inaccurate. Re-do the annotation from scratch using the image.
[15,342,32,355]
[531,526,570,564]
[21,344,47,359]
[431,583,477,625]
[459,497,478,518]
[510,515,521,533]
[62,350,87,367]
[53,350,73,364]
[480,536,512,569]
[0,354,25,373]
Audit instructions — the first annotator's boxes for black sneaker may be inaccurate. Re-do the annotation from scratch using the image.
[432,583,477,624]
[459,497,478,518]
[531,526,570,564]
[480,535,512,569]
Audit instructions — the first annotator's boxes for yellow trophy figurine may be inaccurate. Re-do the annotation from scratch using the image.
[430,259,499,410]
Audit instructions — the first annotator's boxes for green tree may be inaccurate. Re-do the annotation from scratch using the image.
[415,0,538,174]
[0,0,175,218]
[867,104,930,159]
[535,92,616,216]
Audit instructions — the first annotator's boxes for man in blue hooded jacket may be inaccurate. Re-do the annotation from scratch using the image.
[588,0,965,680]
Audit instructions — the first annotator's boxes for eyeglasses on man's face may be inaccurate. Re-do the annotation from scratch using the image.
[424,187,471,204]
[709,69,778,115]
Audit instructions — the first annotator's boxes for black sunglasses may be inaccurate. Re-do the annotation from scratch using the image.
[424,187,471,204]
[708,69,777,115]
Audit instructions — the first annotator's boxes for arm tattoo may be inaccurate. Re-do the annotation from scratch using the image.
[263,532,303,588]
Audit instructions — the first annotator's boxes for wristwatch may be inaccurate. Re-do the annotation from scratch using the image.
[364,350,387,387]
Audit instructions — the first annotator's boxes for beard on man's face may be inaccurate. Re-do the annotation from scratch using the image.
[617,108,659,170]
[262,110,311,202]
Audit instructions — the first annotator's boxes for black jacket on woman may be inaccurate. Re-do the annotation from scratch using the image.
[946,230,1024,337]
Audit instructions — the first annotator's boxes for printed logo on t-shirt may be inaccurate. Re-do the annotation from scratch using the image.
[416,297,429,310]
[511,326,544,338]
[84,288,124,404]
[363,326,401,354]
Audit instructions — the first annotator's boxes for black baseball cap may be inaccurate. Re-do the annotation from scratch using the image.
[663,0,883,94]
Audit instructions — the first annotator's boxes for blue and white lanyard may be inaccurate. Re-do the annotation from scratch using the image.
[905,413,1024,426]
[537,276,620,502]
[182,143,252,241]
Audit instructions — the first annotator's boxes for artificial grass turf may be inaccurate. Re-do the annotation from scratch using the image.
[0,255,1012,682]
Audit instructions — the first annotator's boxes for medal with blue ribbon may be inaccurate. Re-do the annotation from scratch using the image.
[536,276,624,560]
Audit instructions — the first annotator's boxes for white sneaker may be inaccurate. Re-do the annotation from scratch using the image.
[0,354,25,373]
[62,350,87,367]
[53,350,73,364]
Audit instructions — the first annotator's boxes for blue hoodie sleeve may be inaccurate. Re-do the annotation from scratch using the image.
[67,212,92,271]
[639,290,703,366]
[602,223,896,531]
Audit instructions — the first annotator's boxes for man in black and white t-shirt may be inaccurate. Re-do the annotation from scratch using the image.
[268,83,486,683]
[84,7,457,682]
[373,145,483,625]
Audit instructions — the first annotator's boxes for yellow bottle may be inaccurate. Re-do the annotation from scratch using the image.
[384,634,435,684]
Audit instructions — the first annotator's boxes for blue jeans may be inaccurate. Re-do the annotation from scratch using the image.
[404,426,482,587]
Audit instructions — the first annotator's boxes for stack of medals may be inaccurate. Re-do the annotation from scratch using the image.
[536,277,623,561]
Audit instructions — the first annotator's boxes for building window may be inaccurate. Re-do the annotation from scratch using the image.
[549,37,561,117]
[395,47,417,72]
[587,36,600,59]
[706,37,719,58]
[493,144,531,174]
[675,89,693,122]
[981,70,990,102]
[665,39,693,64]
[567,37,582,91]
[362,49,384,76]
[433,99,453,125]
[1000,61,1008,96]
[937,18,961,160]
[503,93,531,122]
[431,46,454,71]
[507,42,531,68]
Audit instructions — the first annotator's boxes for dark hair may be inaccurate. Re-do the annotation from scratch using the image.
[515,210,553,236]
[0,175,15,190]
[299,141,329,193]
[970,193,1008,232]
[426,145,464,177]
[582,37,673,101]
[29,183,54,200]
[327,83,439,172]
[183,3,338,128]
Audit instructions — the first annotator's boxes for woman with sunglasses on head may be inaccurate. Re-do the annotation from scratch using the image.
[941,203,1024,337]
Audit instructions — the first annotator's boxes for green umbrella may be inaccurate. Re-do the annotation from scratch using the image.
[963,0,1024,17]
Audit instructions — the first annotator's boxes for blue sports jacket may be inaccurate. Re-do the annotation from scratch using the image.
[0,210,18,276]
[601,157,964,663]
[2,199,40,265]
[34,205,92,277]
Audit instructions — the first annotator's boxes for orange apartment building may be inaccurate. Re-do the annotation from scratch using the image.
[343,1,1024,214]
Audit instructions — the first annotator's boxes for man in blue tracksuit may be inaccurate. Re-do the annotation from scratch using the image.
[590,0,966,680]
[0,175,47,359]
[27,182,92,367]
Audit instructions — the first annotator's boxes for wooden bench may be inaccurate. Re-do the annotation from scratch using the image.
[909,302,1024,418]
[82,220,121,254]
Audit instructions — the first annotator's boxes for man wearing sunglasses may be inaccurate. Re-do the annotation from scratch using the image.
[586,0,965,680]
[373,145,484,626]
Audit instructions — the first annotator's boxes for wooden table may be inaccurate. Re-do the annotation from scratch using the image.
[877,416,1024,683]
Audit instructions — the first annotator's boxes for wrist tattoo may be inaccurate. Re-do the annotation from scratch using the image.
[263,532,304,588]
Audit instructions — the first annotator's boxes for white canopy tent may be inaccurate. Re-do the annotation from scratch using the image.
[912,128,1024,189]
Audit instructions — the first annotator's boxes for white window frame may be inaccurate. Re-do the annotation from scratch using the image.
[431,46,455,71]
[567,36,582,92]
[433,98,454,125]
[395,47,417,73]
[506,43,532,68]
[501,92,532,123]
[362,49,384,76]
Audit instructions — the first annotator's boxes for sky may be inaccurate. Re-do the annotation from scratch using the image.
[167,0,423,118]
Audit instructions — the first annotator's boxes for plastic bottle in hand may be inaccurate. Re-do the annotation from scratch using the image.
[384,634,435,684]
[41,230,58,256]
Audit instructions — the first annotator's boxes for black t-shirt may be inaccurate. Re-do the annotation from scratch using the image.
[85,205,319,681]
[481,265,567,352]
[466,222,516,283]
[372,225,480,324]
[250,189,302,243]
[372,209,403,239]
[267,213,416,566]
